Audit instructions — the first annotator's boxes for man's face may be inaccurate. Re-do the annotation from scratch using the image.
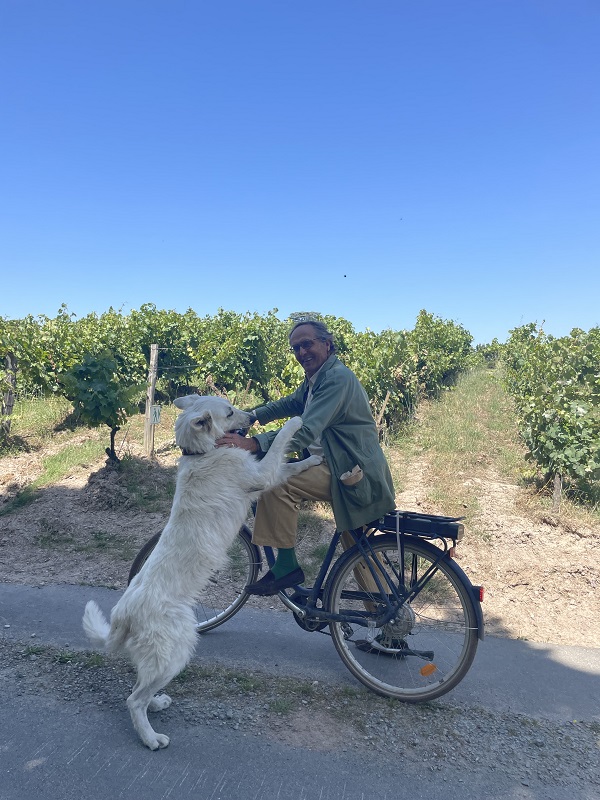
[289,324,331,378]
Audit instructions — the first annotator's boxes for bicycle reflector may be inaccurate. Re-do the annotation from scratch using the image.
[474,586,485,602]
[420,663,437,677]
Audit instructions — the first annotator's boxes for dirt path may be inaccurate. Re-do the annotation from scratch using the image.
[458,470,598,647]
[388,445,599,647]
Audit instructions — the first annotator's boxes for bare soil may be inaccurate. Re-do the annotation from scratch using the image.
[393,455,599,648]
[1,437,598,648]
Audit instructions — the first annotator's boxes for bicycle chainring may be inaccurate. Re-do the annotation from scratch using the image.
[290,592,329,632]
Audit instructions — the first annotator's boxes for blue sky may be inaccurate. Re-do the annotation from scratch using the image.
[1,0,598,345]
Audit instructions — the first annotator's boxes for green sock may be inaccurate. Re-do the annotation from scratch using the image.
[271,547,300,578]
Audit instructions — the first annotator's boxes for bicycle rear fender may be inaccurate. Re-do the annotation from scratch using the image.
[441,550,485,641]
[407,536,485,641]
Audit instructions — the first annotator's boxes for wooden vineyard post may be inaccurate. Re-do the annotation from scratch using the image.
[552,471,562,513]
[143,344,159,457]
[1,352,17,444]
[375,390,391,433]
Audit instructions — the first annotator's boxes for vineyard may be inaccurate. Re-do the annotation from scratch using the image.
[1,305,599,508]
[503,324,600,509]
[0,304,473,433]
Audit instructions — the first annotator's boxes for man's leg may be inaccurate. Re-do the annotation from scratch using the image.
[340,529,383,611]
[252,462,332,548]
[247,462,332,594]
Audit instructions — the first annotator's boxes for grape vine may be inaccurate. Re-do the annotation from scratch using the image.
[503,323,600,506]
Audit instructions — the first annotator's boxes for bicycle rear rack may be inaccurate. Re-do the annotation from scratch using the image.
[377,510,465,543]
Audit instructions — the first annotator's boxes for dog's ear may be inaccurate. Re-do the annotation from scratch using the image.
[174,395,201,410]
[191,411,212,430]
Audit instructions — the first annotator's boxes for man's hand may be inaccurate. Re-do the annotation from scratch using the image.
[215,433,260,453]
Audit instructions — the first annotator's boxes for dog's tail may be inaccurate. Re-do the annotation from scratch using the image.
[82,600,111,649]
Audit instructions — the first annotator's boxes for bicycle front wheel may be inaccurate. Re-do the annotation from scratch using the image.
[128,524,261,633]
[324,534,479,702]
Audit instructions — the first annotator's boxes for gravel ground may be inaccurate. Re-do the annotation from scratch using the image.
[2,637,598,792]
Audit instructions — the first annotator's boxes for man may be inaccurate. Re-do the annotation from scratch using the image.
[216,318,396,596]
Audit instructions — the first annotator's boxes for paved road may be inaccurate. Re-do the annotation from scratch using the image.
[2,582,599,800]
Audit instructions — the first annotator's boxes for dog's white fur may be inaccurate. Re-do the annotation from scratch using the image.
[83,395,319,750]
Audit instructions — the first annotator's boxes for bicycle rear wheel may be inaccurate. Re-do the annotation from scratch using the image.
[324,534,479,702]
[128,524,261,633]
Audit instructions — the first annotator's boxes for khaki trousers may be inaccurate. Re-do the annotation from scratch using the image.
[252,462,332,549]
[252,462,380,596]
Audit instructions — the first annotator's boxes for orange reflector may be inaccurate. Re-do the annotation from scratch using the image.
[420,663,437,677]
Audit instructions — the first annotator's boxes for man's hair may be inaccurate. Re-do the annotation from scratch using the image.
[289,319,336,353]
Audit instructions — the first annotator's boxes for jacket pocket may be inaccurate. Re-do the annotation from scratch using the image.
[339,465,363,486]
[339,470,372,507]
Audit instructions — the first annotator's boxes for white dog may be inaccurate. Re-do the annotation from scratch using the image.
[83,395,319,750]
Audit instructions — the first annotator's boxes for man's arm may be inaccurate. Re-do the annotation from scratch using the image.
[285,371,348,452]
[252,385,306,426]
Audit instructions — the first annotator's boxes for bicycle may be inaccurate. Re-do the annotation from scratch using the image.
[129,509,484,703]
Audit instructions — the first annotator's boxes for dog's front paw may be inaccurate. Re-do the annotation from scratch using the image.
[282,416,303,435]
[304,454,322,467]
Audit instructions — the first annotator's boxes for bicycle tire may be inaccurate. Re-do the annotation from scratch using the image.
[128,532,161,584]
[127,524,261,633]
[324,534,479,702]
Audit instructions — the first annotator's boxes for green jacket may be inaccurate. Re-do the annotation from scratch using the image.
[253,354,396,531]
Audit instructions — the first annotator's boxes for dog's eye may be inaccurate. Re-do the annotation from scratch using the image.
[227,409,234,417]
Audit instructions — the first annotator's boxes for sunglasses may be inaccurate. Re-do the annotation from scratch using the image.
[289,337,324,354]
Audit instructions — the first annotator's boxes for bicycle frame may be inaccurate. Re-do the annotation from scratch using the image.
[262,524,459,631]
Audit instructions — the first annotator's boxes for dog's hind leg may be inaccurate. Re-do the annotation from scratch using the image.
[148,693,172,712]
[127,666,179,750]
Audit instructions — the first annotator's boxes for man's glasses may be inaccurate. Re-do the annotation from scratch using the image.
[289,338,322,354]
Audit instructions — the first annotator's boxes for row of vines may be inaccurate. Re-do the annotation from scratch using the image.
[1,305,474,449]
[503,323,600,507]
[2,306,599,508]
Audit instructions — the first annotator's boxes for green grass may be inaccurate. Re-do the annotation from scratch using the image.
[389,367,600,530]
[388,368,526,527]
[36,440,107,486]
[1,438,107,516]
[7,395,73,445]
[1,396,177,517]
[22,645,106,668]
[23,644,45,656]
[419,369,523,474]
[269,697,295,715]
[36,517,75,547]
[5,380,597,538]
[34,515,137,560]
[118,455,176,512]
